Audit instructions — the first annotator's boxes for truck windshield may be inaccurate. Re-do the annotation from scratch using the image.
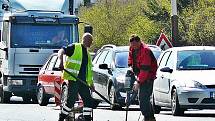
[11,24,74,49]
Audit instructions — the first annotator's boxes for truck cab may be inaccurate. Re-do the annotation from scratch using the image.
[0,0,80,103]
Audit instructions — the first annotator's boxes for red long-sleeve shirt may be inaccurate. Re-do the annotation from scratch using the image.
[128,43,158,85]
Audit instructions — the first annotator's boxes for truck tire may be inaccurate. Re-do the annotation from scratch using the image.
[37,86,49,106]
[1,75,11,103]
[23,96,31,103]
[2,91,11,103]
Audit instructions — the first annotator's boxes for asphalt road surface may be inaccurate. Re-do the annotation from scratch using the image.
[0,97,215,121]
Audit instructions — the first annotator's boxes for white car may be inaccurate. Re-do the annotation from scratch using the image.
[153,46,215,116]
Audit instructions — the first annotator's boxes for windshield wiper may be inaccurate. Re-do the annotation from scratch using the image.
[116,65,126,68]
[206,67,215,70]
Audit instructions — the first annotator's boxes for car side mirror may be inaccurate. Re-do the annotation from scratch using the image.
[160,67,173,73]
[99,64,109,70]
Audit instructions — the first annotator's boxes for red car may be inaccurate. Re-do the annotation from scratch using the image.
[37,53,82,107]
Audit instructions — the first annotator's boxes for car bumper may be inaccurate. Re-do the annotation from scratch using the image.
[5,76,38,97]
[178,87,215,109]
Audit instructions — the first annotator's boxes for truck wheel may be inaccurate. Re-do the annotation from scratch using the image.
[2,91,11,103]
[37,86,49,106]
[0,84,3,103]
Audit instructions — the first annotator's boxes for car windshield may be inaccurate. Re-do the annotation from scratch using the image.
[152,50,161,60]
[115,51,129,68]
[11,24,74,49]
[177,50,215,70]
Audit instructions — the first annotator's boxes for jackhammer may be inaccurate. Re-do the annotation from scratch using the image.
[124,70,138,121]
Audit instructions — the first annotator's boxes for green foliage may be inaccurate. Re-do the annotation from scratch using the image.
[78,0,215,49]
[126,16,160,44]
[79,0,162,51]
[181,0,215,45]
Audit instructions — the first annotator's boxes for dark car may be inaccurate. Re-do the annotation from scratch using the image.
[92,44,161,109]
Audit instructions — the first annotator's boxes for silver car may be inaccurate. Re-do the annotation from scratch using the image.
[153,46,215,116]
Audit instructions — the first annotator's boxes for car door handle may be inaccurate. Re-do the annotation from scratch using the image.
[161,75,164,79]
[51,72,54,74]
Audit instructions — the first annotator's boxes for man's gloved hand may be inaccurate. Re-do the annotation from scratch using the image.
[90,84,95,92]
[133,81,140,91]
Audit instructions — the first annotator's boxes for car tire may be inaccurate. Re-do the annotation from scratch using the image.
[171,88,184,116]
[37,86,49,106]
[61,84,68,106]
[152,95,161,114]
[109,85,121,110]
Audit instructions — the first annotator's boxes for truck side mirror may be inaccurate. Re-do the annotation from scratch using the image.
[84,25,93,35]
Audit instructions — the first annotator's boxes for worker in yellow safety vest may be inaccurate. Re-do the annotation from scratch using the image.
[58,33,98,121]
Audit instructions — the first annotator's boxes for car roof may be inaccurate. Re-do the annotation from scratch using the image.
[99,44,161,52]
[166,46,215,51]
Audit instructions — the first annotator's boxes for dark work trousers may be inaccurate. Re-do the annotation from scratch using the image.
[138,80,155,120]
[61,80,93,121]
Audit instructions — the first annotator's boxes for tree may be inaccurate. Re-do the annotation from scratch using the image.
[78,0,162,51]
[181,0,215,45]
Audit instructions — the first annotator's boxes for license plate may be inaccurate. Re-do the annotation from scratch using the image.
[210,92,215,99]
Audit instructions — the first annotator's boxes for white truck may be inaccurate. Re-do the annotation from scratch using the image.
[0,0,90,103]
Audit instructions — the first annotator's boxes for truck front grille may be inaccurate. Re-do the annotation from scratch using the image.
[19,65,43,75]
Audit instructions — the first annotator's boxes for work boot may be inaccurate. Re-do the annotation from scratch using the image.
[58,113,67,121]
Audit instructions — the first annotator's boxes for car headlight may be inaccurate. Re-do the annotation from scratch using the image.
[116,75,126,83]
[185,80,206,89]
[8,79,23,85]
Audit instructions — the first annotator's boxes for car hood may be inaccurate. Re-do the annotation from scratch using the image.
[113,68,129,77]
[175,70,215,85]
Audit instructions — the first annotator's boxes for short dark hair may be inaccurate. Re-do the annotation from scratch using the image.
[129,34,140,42]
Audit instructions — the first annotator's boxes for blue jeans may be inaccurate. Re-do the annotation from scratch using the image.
[138,80,155,119]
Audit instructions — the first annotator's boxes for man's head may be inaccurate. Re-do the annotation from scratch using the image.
[82,33,93,48]
[129,34,141,49]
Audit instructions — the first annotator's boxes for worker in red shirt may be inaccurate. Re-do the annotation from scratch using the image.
[128,34,157,121]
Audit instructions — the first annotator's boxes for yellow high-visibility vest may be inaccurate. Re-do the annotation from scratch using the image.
[63,43,93,86]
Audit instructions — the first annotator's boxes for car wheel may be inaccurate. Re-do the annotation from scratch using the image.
[37,86,49,106]
[61,84,68,106]
[171,88,184,116]
[109,85,121,110]
[152,95,161,114]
